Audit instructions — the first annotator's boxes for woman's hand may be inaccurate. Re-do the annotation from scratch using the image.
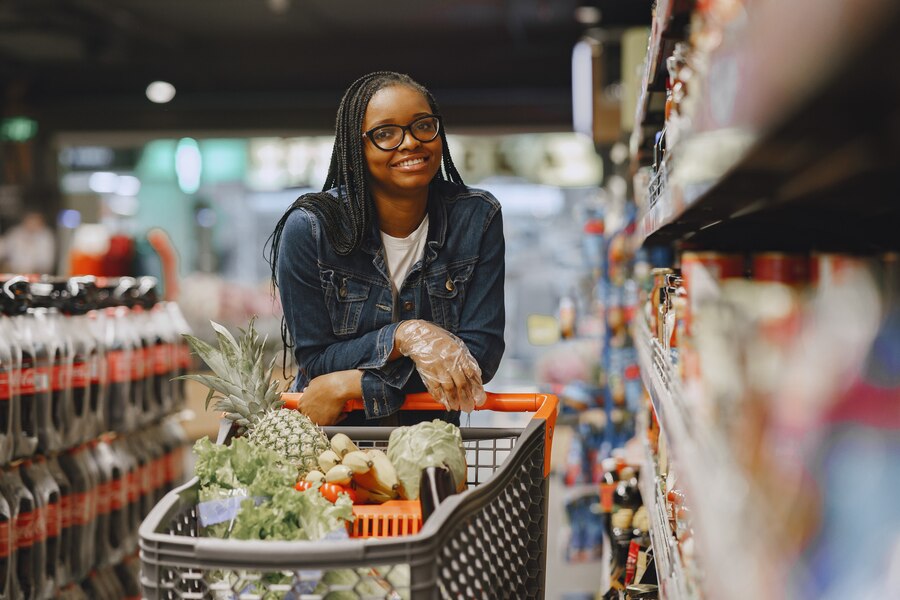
[297,369,362,425]
[394,320,486,412]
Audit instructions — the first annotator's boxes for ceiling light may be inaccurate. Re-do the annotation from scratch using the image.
[146,80,176,104]
[574,6,601,25]
[88,171,118,194]
[115,174,142,196]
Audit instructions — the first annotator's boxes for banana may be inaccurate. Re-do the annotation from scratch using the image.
[324,464,354,486]
[317,449,342,473]
[352,448,399,498]
[304,470,326,485]
[340,450,373,474]
[330,433,359,458]
[353,484,395,505]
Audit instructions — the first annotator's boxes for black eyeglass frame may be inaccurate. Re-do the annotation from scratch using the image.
[363,114,443,151]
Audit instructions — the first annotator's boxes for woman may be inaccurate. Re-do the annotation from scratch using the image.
[269,71,505,426]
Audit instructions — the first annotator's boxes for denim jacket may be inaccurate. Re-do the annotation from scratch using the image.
[277,179,505,420]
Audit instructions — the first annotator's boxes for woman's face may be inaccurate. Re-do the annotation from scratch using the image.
[362,85,443,198]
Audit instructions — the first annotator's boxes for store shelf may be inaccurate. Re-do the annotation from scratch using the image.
[636,410,695,600]
[631,0,694,160]
[633,316,776,600]
[634,0,900,251]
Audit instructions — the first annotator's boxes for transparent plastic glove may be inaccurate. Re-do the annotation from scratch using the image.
[394,320,486,412]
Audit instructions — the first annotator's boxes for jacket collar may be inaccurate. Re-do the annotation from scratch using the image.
[360,180,449,257]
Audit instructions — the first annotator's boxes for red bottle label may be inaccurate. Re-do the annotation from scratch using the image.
[0,521,10,557]
[59,494,73,529]
[178,344,192,368]
[151,457,165,489]
[127,470,140,503]
[32,505,46,542]
[109,477,125,511]
[137,463,150,496]
[0,370,10,400]
[95,481,111,515]
[15,510,35,548]
[19,366,51,394]
[71,360,90,389]
[45,501,60,538]
[51,364,71,392]
[131,347,147,380]
[153,344,172,375]
[70,491,91,526]
[90,354,105,385]
[107,350,132,383]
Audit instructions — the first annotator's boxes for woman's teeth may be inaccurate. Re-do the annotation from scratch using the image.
[395,157,425,167]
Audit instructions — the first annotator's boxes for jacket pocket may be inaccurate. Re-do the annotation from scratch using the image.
[425,261,475,331]
[321,270,371,336]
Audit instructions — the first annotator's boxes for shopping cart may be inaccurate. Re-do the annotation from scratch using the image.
[139,391,558,599]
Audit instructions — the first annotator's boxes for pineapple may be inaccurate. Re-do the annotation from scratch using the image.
[180,318,329,475]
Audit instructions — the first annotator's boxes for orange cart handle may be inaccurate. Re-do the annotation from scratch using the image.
[281,391,548,413]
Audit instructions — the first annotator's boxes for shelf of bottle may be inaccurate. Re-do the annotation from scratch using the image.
[632,0,900,249]
[632,0,694,145]
[634,315,776,600]
[637,414,695,600]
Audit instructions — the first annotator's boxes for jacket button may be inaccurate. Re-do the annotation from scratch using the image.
[403,301,414,311]
[445,279,455,292]
[339,287,347,298]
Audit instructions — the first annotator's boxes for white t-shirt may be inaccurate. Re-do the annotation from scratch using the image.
[380,214,429,297]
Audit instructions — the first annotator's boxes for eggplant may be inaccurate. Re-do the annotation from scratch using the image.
[419,464,456,523]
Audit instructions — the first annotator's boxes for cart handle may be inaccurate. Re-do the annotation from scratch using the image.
[281,391,559,477]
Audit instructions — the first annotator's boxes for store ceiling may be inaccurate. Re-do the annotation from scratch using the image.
[0,0,651,136]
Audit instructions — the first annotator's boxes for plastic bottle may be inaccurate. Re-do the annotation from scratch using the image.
[84,298,108,439]
[84,568,114,600]
[0,296,16,466]
[109,434,138,554]
[62,278,101,448]
[87,440,112,569]
[139,277,174,419]
[0,463,37,600]
[112,277,151,430]
[125,432,152,526]
[158,417,189,495]
[45,454,73,588]
[20,458,58,599]
[5,279,38,461]
[0,482,12,599]
[93,436,128,566]
[141,425,166,507]
[114,554,141,600]
[26,281,71,454]
[163,300,192,410]
[99,279,136,433]
[57,446,92,582]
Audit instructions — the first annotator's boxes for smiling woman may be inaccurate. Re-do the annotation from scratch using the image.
[267,71,506,427]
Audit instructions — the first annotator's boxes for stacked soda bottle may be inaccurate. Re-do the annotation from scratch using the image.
[0,273,191,598]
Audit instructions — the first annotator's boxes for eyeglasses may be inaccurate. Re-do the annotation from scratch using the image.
[363,115,442,151]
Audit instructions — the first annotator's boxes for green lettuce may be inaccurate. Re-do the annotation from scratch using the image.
[193,437,353,541]
[386,419,468,500]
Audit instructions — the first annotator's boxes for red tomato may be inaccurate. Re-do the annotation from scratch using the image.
[295,480,356,504]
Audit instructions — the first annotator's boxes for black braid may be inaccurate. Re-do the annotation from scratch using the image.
[265,72,466,370]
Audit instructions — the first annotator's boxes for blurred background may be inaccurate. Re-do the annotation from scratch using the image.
[1,1,898,599]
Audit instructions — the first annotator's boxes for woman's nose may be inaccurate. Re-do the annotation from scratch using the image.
[397,127,422,151]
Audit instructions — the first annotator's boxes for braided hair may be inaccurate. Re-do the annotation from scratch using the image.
[267,71,466,366]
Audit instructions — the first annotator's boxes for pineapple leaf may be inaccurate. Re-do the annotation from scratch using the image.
[210,321,241,370]
[266,379,284,410]
[179,373,244,400]
[203,387,217,411]
[181,333,231,381]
